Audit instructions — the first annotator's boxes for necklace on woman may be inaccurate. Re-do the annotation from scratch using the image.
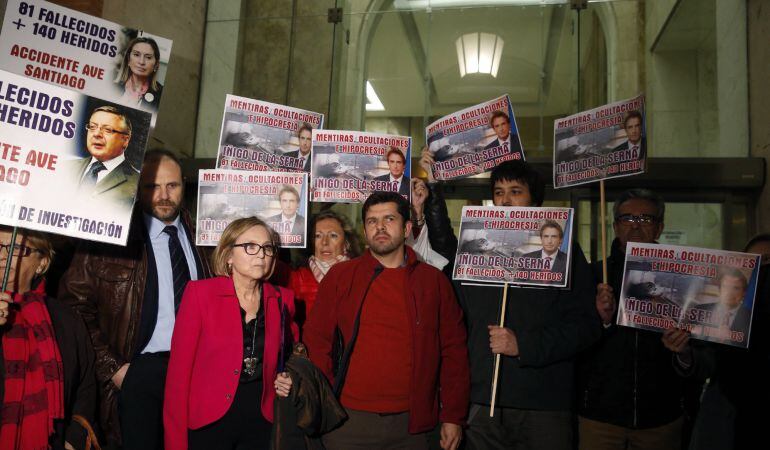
[243,309,260,377]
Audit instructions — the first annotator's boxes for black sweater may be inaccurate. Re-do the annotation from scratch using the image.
[577,238,685,428]
[425,182,600,410]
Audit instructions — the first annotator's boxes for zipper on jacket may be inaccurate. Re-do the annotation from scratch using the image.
[633,330,639,428]
[412,292,420,325]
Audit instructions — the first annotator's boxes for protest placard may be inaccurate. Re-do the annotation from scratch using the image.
[310,129,411,203]
[453,206,574,288]
[0,0,173,117]
[0,68,151,245]
[196,169,308,248]
[553,95,645,188]
[618,242,759,348]
[215,95,324,173]
[426,95,524,181]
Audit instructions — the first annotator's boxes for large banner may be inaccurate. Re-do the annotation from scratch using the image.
[453,206,574,288]
[196,169,308,248]
[310,130,411,203]
[617,243,759,348]
[215,95,324,173]
[0,68,152,245]
[553,94,645,188]
[0,0,173,116]
[426,95,524,181]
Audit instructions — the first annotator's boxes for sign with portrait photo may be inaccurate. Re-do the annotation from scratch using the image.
[215,94,324,173]
[0,68,152,245]
[617,242,760,348]
[196,169,308,248]
[553,94,646,188]
[425,94,524,181]
[453,206,574,288]
[310,129,411,204]
[0,0,173,118]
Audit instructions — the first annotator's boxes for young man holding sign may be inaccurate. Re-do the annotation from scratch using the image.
[419,153,599,450]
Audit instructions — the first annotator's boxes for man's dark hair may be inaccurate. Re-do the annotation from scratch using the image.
[386,147,405,163]
[489,160,545,207]
[489,110,510,127]
[744,233,770,253]
[718,268,748,292]
[623,110,643,129]
[540,220,564,239]
[278,185,300,201]
[362,191,410,224]
[298,122,313,136]
[91,105,132,134]
[144,148,182,167]
[613,189,665,222]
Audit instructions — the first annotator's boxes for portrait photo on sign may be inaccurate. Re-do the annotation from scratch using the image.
[112,30,172,112]
[57,98,151,215]
[553,95,646,188]
[617,243,759,348]
[453,206,574,288]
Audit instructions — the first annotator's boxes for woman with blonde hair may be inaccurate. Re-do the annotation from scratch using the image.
[289,209,360,323]
[116,36,163,109]
[164,217,298,450]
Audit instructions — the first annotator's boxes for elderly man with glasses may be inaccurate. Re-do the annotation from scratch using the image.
[576,188,692,450]
[61,105,140,210]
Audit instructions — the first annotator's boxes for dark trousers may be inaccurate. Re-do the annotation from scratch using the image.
[119,352,169,450]
[322,408,429,450]
[188,380,272,450]
[464,404,573,450]
[578,415,683,450]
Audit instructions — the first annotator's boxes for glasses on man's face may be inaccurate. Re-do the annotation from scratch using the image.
[85,123,129,136]
[0,243,41,257]
[232,242,277,258]
[615,214,658,225]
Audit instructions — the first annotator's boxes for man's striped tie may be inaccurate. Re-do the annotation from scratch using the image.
[163,225,191,311]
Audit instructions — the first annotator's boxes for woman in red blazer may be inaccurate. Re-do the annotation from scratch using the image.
[164,217,299,450]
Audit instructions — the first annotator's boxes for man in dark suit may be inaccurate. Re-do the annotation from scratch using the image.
[483,110,523,155]
[522,220,568,276]
[612,110,646,158]
[59,150,211,449]
[62,105,141,211]
[374,147,410,197]
[703,268,753,333]
[284,122,312,172]
[267,185,305,245]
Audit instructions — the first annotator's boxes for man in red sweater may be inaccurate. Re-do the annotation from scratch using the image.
[304,191,469,450]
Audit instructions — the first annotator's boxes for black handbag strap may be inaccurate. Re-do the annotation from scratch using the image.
[333,265,383,397]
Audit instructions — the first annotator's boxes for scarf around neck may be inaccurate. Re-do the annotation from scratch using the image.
[0,283,64,450]
[307,254,348,283]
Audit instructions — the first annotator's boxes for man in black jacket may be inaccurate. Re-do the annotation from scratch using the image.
[577,189,689,450]
[419,152,599,450]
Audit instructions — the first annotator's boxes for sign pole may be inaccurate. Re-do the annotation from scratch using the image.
[489,282,509,417]
[600,180,608,283]
[1,226,19,292]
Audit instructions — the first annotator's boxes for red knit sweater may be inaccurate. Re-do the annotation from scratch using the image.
[341,267,412,412]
